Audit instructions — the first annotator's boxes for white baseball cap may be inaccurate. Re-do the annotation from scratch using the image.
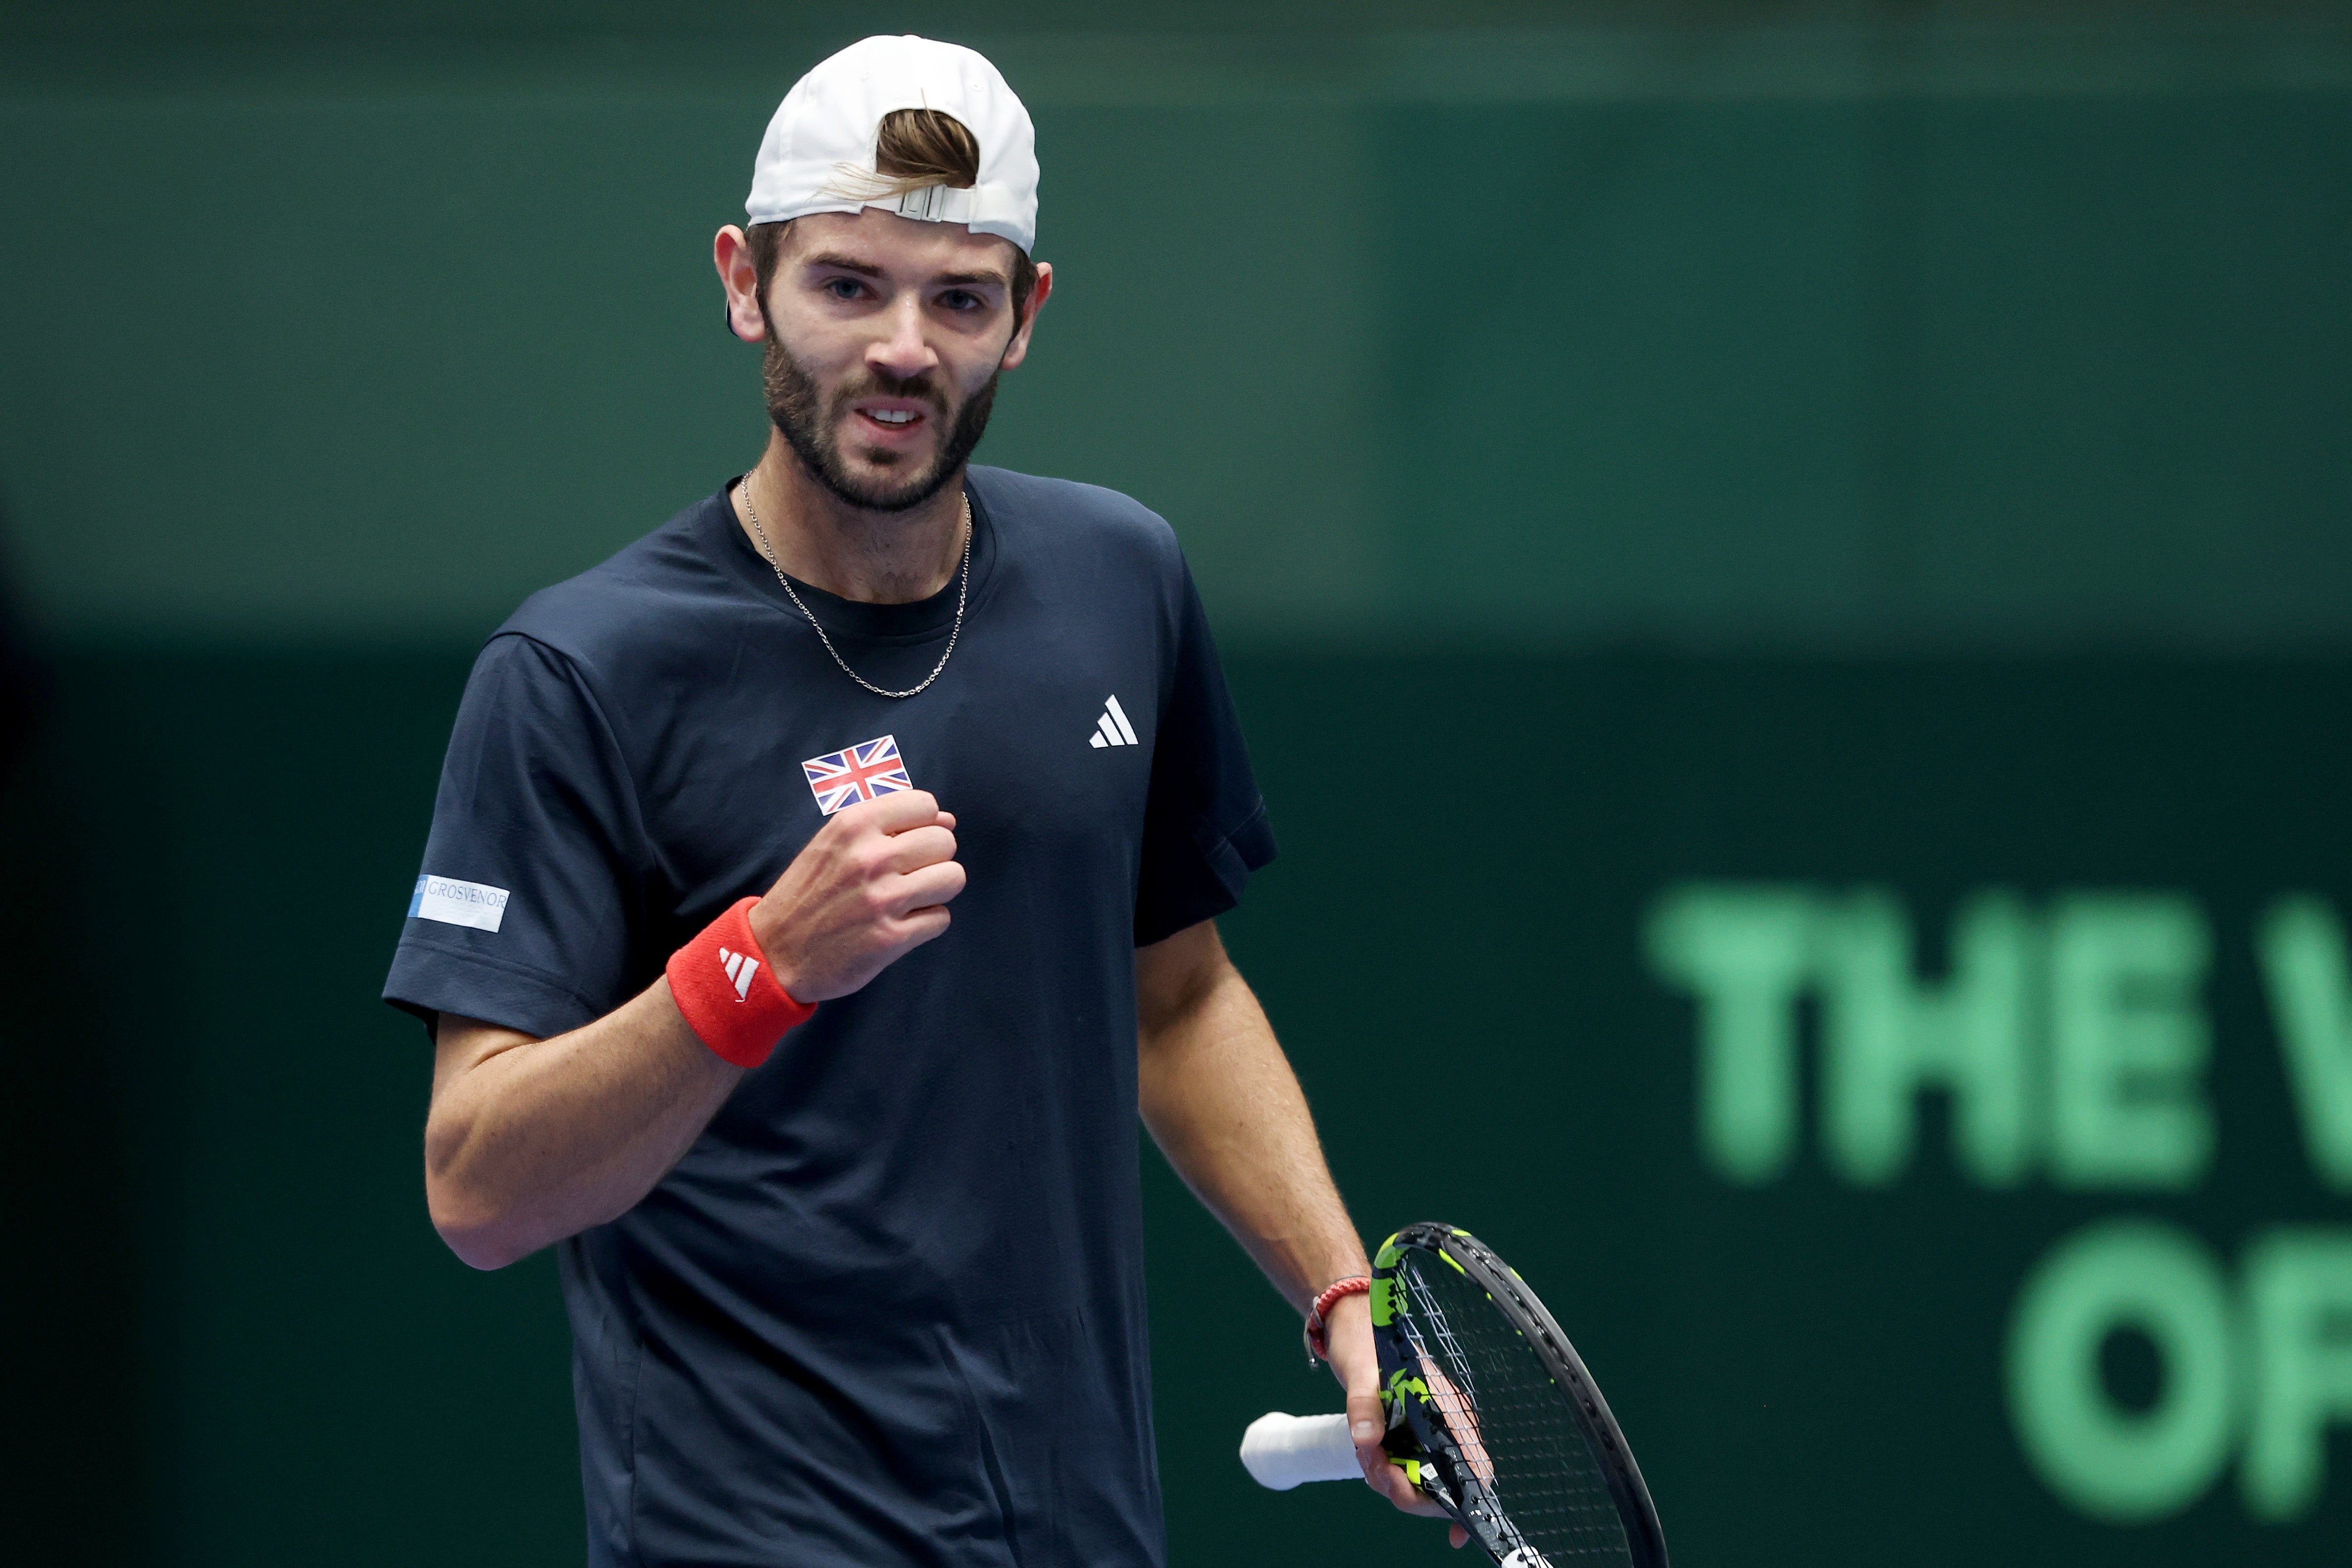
[745,35,1040,255]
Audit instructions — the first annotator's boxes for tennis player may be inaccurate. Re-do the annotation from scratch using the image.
[384,34,1443,1567]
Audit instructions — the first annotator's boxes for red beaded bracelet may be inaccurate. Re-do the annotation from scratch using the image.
[1302,1275,1372,1365]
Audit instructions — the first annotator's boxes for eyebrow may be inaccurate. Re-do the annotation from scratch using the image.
[803,252,1008,291]
[803,252,884,278]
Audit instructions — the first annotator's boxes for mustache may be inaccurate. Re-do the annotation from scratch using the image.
[758,330,999,514]
[834,368,949,415]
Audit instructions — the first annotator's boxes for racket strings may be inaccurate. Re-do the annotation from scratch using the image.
[1399,1256,1635,1565]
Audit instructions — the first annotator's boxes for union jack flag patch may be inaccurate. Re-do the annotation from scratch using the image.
[802,734,914,816]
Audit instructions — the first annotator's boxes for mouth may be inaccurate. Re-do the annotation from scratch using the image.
[850,398,933,442]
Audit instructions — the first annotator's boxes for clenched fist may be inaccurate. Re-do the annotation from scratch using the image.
[747,790,965,1003]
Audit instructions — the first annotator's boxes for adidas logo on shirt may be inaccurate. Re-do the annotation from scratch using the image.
[718,946,760,1001]
[1088,695,1140,749]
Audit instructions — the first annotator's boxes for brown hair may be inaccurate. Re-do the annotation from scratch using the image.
[748,108,1039,328]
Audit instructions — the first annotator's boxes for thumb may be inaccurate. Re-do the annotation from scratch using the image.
[1346,1378,1385,1469]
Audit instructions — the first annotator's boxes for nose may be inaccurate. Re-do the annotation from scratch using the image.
[867,292,939,384]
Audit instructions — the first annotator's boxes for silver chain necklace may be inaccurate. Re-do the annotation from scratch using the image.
[740,476,971,701]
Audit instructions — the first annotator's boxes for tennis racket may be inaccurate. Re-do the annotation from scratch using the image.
[1239,1224,1668,1568]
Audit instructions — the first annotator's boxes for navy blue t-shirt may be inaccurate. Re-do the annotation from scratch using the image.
[383,467,1275,1568]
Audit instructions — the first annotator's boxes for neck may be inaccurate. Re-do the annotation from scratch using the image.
[733,432,967,605]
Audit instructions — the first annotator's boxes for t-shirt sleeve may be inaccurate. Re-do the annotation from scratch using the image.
[1134,563,1277,946]
[382,633,648,1040]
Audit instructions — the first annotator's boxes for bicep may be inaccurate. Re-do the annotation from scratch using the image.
[1134,917,1227,1040]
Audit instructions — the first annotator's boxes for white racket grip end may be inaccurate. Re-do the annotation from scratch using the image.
[1239,1411,1362,1490]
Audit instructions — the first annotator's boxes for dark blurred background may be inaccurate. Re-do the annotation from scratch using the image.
[3,1,2349,1564]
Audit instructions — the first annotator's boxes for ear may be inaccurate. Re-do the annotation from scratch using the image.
[714,225,768,343]
[996,260,1054,372]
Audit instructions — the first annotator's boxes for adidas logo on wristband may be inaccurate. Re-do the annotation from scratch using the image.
[667,898,816,1070]
[718,946,760,1001]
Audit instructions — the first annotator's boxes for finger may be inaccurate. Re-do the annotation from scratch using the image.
[845,789,939,832]
[1346,1380,1383,1440]
[1450,1524,1468,1549]
[887,905,953,951]
[883,860,967,915]
[1345,1383,1385,1463]
[876,825,957,873]
[1373,1463,1449,1517]
[934,810,955,830]
[1359,1452,1420,1512]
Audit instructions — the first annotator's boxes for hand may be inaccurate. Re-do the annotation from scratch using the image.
[748,790,965,1002]
[1322,1292,1471,1550]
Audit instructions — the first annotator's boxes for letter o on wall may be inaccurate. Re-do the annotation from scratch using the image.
[2006,1219,2236,1522]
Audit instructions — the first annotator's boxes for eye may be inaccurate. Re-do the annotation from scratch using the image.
[939,289,984,313]
[824,277,865,301]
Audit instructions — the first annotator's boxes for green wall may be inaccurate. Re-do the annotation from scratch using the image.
[5,12,2352,647]
[4,6,2351,1566]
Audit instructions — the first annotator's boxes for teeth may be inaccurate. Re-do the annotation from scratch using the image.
[868,410,916,425]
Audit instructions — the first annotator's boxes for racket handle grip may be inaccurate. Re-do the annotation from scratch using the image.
[1239,1411,1362,1490]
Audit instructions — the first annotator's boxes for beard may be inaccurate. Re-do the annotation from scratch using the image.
[762,333,1000,514]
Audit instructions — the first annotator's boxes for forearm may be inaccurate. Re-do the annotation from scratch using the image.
[1137,934,1366,1310]
[421,792,963,1271]
[424,981,741,1270]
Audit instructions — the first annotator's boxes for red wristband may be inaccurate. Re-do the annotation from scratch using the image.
[665,897,814,1069]
[1303,1275,1372,1364]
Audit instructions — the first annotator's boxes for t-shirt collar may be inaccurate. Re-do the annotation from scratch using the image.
[710,472,997,643]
